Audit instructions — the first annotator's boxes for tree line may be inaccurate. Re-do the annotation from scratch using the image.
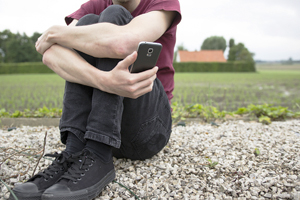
[0,30,42,63]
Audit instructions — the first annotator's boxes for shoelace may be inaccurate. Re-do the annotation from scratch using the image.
[60,150,95,184]
[35,152,70,181]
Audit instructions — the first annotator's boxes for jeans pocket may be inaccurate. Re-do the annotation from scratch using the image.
[131,116,171,160]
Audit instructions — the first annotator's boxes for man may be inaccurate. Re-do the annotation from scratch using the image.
[10,0,181,199]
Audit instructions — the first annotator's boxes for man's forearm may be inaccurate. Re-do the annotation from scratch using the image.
[40,10,175,59]
[43,44,106,90]
[46,24,138,59]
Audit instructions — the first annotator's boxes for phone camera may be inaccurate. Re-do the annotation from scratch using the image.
[148,48,154,53]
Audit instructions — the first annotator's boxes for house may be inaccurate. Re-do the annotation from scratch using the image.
[177,50,226,62]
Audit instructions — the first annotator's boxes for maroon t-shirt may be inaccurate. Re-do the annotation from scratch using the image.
[65,0,181,101]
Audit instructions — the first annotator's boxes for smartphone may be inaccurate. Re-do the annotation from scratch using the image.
[130,42,162,73]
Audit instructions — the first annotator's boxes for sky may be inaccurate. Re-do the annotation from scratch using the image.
[0,0,299,61]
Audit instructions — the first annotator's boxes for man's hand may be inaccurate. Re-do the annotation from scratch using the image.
[103,51,158,99]
[35,26,59,54]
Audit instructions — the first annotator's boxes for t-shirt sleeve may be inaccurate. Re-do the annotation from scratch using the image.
[65,0,107,25]
[146,0,182,28]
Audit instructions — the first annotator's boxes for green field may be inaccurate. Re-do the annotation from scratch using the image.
[173,70,300,111]
[1,69,300,113]
[256,63,300,71]
[0,74,65,112]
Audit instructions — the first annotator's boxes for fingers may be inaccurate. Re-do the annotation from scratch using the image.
[34,30,54,55]
[127,69,157,99]
[35,36,44,54]
[117,51,137,71]
[118,52,158,77]
[133,66,158,86]
[35,37,40,50]
[108,52,159,99]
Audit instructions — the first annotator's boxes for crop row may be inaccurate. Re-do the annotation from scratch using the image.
[0,70,299,113]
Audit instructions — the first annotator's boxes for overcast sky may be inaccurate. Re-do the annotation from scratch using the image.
[0,0,299,61]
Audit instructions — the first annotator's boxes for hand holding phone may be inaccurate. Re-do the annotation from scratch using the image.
[130,42,162,73]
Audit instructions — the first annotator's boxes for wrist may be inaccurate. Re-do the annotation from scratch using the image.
[46,25,63,44]
[94,70,110,93]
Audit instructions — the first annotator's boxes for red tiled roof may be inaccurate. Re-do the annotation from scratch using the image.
[178,50,226,62]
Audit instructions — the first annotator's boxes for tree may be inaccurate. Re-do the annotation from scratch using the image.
[30,32,43,62]
[173,43,187,62]
[177,43,187,51]
[0,30,42,63]
[227,39,254,63]
[286,57,293,65]
[0,30,13,62]
[0,48,4,63]
[201,36,227,52]
[229,38,235,48]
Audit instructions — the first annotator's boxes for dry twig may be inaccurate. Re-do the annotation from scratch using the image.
[32,131,47,177]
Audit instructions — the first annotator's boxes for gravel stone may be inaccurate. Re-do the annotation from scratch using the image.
[0,119,299,199]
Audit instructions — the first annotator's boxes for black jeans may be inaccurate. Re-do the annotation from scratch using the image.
[59,5,172,160]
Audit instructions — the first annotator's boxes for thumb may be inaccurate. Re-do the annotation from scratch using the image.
[117,51,137,71]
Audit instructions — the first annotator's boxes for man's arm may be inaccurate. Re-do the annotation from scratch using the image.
[39,10,176,98]
[43,44,158,99]
[43,20,159,98]
[36,10,176,58]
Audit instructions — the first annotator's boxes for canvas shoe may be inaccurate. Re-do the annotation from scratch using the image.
[9,151,71,200]
[42,149,115,200]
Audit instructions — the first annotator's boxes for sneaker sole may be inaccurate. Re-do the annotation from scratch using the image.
[8,192,42,200]
[42,169,115,200]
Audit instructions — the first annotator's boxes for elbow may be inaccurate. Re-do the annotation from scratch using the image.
[114,45,129,58]
[42,47,55,70]
[113,45,131,58]
[42,49,51,66]
[92,31,140,58]
[110,37,139,58]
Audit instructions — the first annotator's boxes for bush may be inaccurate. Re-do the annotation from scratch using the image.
[173,61,256,72]
[0,62,54,74]
[0,61,256,74]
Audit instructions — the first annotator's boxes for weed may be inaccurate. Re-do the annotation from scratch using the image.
[254,148,260,156]
[235,104,300,121]
[207,158,218,169]
[0,107,62,118]
[259,115,271,125]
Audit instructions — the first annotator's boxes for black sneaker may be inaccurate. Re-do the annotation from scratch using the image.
[9,152,71,200]
[41,149,115,200]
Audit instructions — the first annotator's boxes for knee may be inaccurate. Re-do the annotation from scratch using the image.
[76,14,99,26]
[99,5,133,25]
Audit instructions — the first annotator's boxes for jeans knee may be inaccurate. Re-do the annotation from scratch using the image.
[76,14,99,26]
[99,5,133,25]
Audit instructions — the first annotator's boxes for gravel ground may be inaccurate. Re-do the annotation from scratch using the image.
[1,120,300,200]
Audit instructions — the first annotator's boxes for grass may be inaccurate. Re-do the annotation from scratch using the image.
[173,70,300,112]
[0,69,300,114]
[256,63,300,71]
[0,74,65,112]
